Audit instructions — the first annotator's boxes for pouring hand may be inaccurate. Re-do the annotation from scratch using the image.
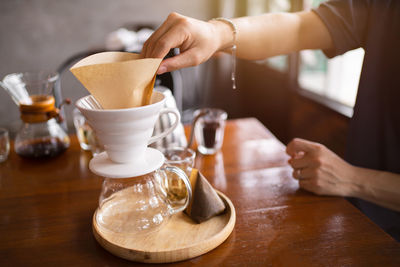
[286,138,357,197]
[141,13,229,74]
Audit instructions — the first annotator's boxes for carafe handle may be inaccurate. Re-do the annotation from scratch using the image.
[161,166,192,214]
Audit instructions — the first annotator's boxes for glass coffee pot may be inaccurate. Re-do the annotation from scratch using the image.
[95,165,191,235]
[0,72,70,158]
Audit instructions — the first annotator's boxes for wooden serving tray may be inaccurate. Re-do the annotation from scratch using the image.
[93,191,236,263]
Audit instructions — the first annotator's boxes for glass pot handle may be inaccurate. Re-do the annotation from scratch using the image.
[161,166,192,214]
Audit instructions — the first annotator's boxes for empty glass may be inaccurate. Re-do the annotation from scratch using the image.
[162,147,196,176]
[194,108,227,155]
[0,128,10,163]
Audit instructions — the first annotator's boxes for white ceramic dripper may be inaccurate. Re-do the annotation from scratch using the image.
[76,91,180,177]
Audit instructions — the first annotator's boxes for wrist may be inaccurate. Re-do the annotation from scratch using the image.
[209,19,236,52]
[344,165,365,198]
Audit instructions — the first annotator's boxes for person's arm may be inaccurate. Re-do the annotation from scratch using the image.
[141,11,333,74]
[222,11,333,60]
[286,138,400,212]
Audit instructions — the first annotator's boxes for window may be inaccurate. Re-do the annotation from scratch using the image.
[220,0,364,112]
[299,48,364,107]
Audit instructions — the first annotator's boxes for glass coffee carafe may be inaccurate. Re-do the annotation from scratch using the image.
[95,165,192,235]
[0,72,70,158]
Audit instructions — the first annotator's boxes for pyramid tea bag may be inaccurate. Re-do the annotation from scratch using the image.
[185,168,226,223]
[70,52,162,109]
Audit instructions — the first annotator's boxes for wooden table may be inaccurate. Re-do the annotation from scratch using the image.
[0,118,399,266]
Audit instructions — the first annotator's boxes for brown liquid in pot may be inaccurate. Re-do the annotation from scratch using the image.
[16,137,68,158]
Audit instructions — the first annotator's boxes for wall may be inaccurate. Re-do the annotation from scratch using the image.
[203,57,291,142]
[0,0,216,135]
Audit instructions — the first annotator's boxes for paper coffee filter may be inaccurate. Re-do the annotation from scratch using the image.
[70,52,162,109]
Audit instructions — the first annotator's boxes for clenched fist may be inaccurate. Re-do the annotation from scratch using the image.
[286,138,359,197]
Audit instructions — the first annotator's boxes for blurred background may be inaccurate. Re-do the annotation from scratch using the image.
[0,0,363,156]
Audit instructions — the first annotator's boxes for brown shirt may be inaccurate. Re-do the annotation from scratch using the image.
[314,0,400,241]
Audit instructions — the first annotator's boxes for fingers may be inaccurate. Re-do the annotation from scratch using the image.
[288,155,309,169]
[157,64,168,75]
[142,12,200,74]
[292,167,315,180]
[288,143,319,180]
[292,169,302,180]
[157,48,205,74]
[287,139,321,171]
[294,169,323,195]
[286,138,323,157]
[149,26,189,59]
[141,13,182,58]
[288,152,322,170]
[142,13,219,74]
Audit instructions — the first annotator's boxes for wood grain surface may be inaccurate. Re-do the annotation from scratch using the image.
[0,118,399,266]
[93,191,235,263]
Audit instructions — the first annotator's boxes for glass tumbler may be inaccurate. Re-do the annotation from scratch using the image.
[0,128,10,162]
[162,147,196,202]
[194,108,227,155]
[73,108,102,155]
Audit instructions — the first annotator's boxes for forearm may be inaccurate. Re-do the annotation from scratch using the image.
[349,167,400,212]
[212,11,334,60]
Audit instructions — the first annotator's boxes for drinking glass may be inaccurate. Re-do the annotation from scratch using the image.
[73,108,102,155]
[194,108,227,155]
[0,128,10,163]
[162,147,196,202]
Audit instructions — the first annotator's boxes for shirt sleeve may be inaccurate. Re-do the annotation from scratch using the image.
[312,0,370,58]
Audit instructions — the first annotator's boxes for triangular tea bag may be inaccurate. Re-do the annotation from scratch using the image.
[70,52,162,109]
[185,168,226,223]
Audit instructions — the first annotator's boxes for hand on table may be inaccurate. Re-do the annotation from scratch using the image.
[286,138,357,197]
[141,13,223,74]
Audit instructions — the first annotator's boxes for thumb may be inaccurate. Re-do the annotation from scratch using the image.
[157,48,206,74]
[286,138,318,157]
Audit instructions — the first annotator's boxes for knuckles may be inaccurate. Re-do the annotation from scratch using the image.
[311,155,322,168]
[314,143,324,153]
[168,12,181,20]
[168,12,190,27]
[178,16,191,27]
[156,39,169,54]
[285,140,297,155]
[292,138,302,144]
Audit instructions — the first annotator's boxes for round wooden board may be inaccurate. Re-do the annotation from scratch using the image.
[93,191,236,263]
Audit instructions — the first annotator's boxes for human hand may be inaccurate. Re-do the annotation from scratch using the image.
[286,138,358,197]
[141,13,227,74]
